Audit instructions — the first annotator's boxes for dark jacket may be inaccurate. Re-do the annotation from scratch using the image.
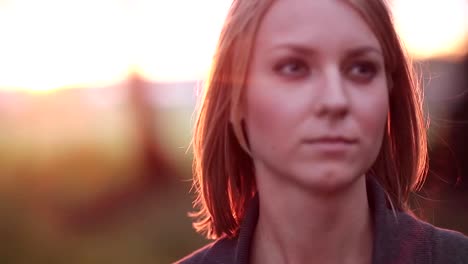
[175,178,468,264]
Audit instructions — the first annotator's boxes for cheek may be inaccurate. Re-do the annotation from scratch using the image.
[245,95,277,145]
[357,90,389,152]
[244,87,295,155]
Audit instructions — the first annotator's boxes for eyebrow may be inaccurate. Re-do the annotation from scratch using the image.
[346,46,383,57]
[270,44,383,57]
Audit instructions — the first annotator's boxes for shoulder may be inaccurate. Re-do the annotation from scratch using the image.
[173,236,238,264]
[398,211,468,263]
[431,225,468,263]
[174,195,259,264]
[173,242,214,264]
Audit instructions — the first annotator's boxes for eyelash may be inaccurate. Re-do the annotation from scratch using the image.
[273,59,309,78]
[273,58,380,82]
[347,61,380,83]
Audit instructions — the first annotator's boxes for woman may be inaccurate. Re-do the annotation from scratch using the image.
[176,0,468,263]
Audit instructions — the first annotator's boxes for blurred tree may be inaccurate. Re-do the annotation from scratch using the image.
[421,56,468,234]
[447,55,468,192]
[61,73,178,230]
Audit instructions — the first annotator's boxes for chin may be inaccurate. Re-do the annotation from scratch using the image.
[290,163,366,194]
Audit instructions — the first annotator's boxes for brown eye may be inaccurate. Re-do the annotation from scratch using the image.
[274,59,309,78]
[347,61,379,82]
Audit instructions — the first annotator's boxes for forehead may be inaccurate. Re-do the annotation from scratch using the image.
[255,0,381,52]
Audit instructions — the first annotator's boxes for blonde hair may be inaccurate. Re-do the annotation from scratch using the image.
[191,0,428,239]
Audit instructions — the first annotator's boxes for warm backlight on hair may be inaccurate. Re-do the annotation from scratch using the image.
[391,0,468,61]
[0,0,466,93]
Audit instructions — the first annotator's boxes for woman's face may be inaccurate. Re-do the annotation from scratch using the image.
[244,0,389,192]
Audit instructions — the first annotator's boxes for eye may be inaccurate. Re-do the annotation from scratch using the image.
[347,61,380,83]
[273,58,309,79]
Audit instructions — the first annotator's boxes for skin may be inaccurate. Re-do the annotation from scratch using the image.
[243,0,389,263]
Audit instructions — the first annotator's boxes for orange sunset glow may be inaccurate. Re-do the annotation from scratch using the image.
[0,0,231,92]
[0,0,467,93]
[391,0,468,61]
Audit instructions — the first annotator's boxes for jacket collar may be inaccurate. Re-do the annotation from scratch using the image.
[228,176,431,264]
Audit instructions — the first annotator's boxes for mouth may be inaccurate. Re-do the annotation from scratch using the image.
[303,136,358,144]
[301,136,358,154]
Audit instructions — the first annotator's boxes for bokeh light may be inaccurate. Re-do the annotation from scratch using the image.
[391,0,468,60]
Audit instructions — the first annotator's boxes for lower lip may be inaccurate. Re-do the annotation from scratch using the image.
[302,141,356,154]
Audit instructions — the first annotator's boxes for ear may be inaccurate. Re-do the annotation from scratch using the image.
[230,104,251,155]
[229,92,247,125]
[387,74,394,93]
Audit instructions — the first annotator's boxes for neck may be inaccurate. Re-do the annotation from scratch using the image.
[251,176,373,264]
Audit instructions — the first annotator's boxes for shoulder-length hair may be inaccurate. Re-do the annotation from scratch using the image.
[190,0,428,239]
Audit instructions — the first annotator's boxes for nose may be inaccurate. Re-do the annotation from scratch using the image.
[314,67,350,118]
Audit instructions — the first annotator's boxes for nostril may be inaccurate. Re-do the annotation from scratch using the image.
[314,94,350,118]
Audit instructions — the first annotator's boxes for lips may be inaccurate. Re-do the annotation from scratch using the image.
[301,136,358,155]
[303,136,358,144]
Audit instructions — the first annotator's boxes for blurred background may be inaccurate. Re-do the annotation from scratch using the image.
[0,0,466,263]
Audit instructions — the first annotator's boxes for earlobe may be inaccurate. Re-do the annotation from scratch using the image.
[387,76,394,93]
[230,114,252,156]
[241,119,251,147]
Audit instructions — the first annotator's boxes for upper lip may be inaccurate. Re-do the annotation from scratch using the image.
[303,136,358,144]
